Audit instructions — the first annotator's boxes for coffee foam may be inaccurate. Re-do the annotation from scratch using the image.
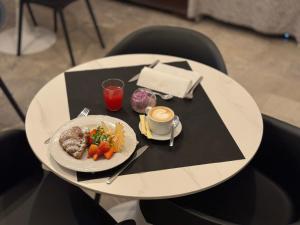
[150,107,174,122]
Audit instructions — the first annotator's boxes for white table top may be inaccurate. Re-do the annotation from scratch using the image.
[25,54,263,199]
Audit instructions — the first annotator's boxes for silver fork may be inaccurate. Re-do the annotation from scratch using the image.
[44,107,90,144]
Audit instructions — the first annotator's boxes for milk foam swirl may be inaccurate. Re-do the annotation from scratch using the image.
[150,107,174,122]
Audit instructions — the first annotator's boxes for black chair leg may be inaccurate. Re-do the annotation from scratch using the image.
[0,77,25,122]
[85,0,105,48]
[26,2,38,26]
[58,10,76,66]
[17,1,24,56]
[53,9,57,32]
[94,193,101,203]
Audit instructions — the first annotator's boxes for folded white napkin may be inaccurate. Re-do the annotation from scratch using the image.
[137,63,201,98]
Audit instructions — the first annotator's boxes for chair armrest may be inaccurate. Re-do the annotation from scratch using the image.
[116,219,136,225]
[252,114,300,175]
[262,114,300,150]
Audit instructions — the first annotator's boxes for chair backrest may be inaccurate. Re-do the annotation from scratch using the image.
[0,77,25,122]
[107,26,227,74]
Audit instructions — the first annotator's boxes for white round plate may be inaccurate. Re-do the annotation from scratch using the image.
[49,115,138,172]
[139,121,182,141]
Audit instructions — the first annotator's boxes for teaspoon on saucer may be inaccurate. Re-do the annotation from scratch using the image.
[169,115,180,147]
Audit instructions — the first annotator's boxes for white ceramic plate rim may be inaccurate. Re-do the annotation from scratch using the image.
[49,115,138,172]
[138,121,182,141]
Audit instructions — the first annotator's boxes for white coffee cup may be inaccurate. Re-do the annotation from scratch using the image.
[145,106,175,135]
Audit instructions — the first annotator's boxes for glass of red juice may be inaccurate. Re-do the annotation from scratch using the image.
[102,79,124,111]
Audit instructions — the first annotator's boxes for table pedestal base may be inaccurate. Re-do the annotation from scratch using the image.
[107,200,152,225]
[0,26,56,55]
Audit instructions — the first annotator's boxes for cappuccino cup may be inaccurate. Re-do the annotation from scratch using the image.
[145,106,174,135]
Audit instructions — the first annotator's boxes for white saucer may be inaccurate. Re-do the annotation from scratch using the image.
[138,121,182,141]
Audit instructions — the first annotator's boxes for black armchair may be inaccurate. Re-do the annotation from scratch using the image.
[0,129,135,225]
[107,26,227,74]
[140,115,300,225]
[251,115,300,224]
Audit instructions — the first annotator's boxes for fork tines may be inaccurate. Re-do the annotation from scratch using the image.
[78,108,90,117]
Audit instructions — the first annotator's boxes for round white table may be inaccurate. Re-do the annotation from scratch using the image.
[0,0,56,55]
[25,54,263,199]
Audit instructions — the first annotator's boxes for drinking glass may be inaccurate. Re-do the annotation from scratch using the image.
[102,79,124,111]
